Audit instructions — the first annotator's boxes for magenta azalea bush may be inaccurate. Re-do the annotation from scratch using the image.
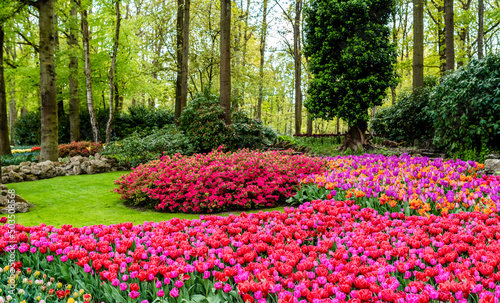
[114,148,326,213]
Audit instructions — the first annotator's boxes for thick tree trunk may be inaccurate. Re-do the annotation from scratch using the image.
[38,0,58,161]
[106,0,121,145]
[412,0,424,90]
[174,0,183,120]
[0,26,11,156]
[69,0,80,142]
[341,123,369,152]
[257,0,268,120]
[444,0,455,71]
[294,0,302,135]
[82,8,99,142]
[306,113,312,135]
[220,0,231,125]
[181,0,190,112]
[478,0,484,59]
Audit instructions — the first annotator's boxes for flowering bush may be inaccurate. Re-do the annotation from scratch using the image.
[2,199,500,302]
[58,141,103,158]
[296,154,500,216]
[114,148,327,213]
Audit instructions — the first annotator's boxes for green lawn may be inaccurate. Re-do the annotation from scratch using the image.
[8,171,284,228]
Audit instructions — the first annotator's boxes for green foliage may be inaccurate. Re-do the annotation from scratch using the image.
[113,105,175,139]
[303,0,398,126]
[178,92,232,153]
[429,54,500,153]
[229,109,277,149]
[370,76,438,144]
[13,111,41,146]
[102,125,193,167]
[1,152,39,166]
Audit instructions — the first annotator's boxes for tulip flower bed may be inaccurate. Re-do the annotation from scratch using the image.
[0,265,91,303]
[114,148,327,213]
[2,199,500,303]
[296,154,500,216]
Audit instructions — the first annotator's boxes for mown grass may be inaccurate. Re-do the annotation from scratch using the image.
[8,171,284,228]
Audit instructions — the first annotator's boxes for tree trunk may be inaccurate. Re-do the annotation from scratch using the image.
[341,123,369,152]
[478,0,484,59]
[0,26,11,156]
[174,0,183,120]
[306,113,312,135]
[82,8,99,142]
[294,0,302,135]
[38,0,58,161]
[391,86,396,105]
[8,47,16,146]
[69,0,80,142]
[105,0,121,145]
[257,0,268,120]
[412,0,424,90]
[220,0,231,125]
[336,117,340,134]
[181,0,190,112]
[444,0,455,71]
[114,83,120,114]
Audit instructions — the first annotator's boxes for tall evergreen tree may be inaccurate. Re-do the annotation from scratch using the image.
[304,0,397,151]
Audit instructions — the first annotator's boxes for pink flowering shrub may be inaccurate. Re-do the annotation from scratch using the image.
[114,148,327,213]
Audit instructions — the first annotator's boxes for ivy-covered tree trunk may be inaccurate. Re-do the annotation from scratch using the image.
[0,26,11,156]
[220,0,231,125]
[68,0,80,142]
[105,0,121,145]
[38,0,58,161]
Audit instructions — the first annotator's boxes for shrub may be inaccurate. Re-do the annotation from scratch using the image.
[228,109,277,149]
[370,76,438,144]
[114,148,327,213]
[1,152,39,166]
[178,93,232,153]
[13,111,42,146]
[429,54,500,154]
[113,105,175,139]
[102,125,193,167]
[58,141,103,158]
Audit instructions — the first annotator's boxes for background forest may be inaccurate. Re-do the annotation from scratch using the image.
[0,0,499,158]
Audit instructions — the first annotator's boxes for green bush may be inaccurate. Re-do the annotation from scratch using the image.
[102,125,193,167]
[429,54,500,154]
[114,105,174,139]
[178,92,233,153]
[1,152,39,166]
[370,76,438,144]
[229,109,277,149]
[13,110,70,145]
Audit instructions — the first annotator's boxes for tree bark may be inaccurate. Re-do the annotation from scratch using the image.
[0,26,11,156]
[105,0,121,145]
[220,0,231,125]
[306,113,312,135]
[69,0,80,142]
[174,0,183,120]
[257,0,268,120]
[8,47,16,146]
[294,0,302,135]
[412,0,424,90]
[82,8,99,142]
[38,0,58,161]
[181,0,190,112]
[478,0,484,59]
[444,0,455,71]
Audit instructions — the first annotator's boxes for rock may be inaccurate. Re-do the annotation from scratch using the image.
[73,165,81,175]
[19,168,31,174]
[1,176,8,184]
[70,156,84,163]
[8,171,25,182]
[19,162,31,167]
[486,153,500,160]
[0,184,7,191]
[31,169,42,176]
[94,153,101,161]
[25,174,38,182]
[37,160,56,178]
[484,159,500,175]
[55,167,66,176]
[0,188,34,214]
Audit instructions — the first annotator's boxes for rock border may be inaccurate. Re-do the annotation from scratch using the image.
[1,154,128,184]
